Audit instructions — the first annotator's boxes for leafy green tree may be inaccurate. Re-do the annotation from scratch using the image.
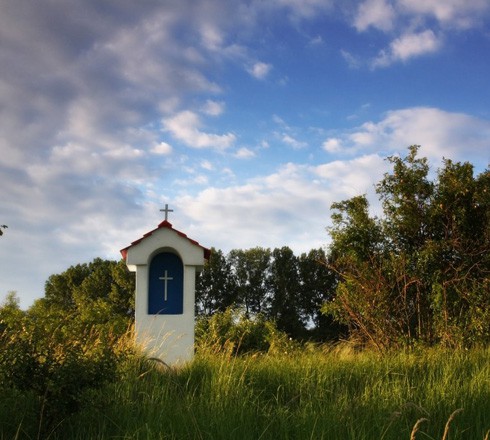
[39,258,135,334]
[196,248,237,315]
[229,247,271,316]
[298,248,340,340]
[0,291,24,333]
[268,246,305,338]
[427,159,490,345]
[323,146,490,349]
[196,247,341,340]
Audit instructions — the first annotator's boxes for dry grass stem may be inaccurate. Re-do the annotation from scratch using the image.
[410,418,428,440]
[441,408,463,440]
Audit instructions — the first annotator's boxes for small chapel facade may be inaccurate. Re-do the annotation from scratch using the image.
[121,207,210,365]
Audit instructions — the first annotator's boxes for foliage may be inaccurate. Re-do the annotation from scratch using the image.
[196,248,238,315]
[40,258,135,334]
[196,246,338,340]
[323,146,490,349]
[0,224,6,236]
[195,308,297,355]
[229,247,272,316]
[0,260,136,437]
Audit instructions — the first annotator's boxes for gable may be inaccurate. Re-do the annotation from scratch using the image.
[120,220,210,267]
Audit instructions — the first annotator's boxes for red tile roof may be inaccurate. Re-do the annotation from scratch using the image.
[120,220,211,261]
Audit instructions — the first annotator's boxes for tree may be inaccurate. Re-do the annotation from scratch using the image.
[0,225,7,236]
[196,248,237,315]
[267,246,304,337]
[298,248,340,340]
[0,291,24,333]
[229,247,271,316]
[323,146,490,349]
[39,258,135,333]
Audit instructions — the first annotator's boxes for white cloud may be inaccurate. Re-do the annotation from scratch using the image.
[372,30,442,67]
[354,0,396,32]
[163,110,236,150]
[271,0,333,20]
[308,35,324,45]
[398,0,490,29]
[234,147,256,159]
[350,0,490,67]
[200,22,225,51]
[174,174,210,187]
[282,134,307,149]
[273,114,287,126]
[248,62,272,79]
[322,138,343,153]
[201,160,214,170]
[151,142,173,155]
[328,107,490,167]
[341,49,362,69]
[313,154,388,198]
[176,157,385,254]
[202,100,225,116]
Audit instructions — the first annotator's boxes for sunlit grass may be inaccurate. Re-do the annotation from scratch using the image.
[51,345,490,440]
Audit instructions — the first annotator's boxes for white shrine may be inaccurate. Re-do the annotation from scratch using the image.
[121,205,210,365]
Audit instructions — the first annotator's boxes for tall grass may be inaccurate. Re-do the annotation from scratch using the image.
[37,345,490,440]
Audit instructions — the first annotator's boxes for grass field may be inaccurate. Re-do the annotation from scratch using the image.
[2,345,488,440]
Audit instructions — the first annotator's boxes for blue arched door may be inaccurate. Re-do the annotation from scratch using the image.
[148,252,184,314]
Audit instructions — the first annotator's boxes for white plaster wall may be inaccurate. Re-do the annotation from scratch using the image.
[134,265,196,365]
[126,225,205,366]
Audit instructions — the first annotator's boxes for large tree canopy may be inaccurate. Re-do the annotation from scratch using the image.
[323,146,490,349]
[33,258,135,334]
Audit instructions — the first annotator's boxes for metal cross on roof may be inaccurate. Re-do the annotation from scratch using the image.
[160,204,174,221]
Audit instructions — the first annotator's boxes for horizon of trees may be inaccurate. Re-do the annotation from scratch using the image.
[195,246,342,340]
[1,145,489,349]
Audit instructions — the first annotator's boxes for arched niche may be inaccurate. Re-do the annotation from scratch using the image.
[148,251,184,314]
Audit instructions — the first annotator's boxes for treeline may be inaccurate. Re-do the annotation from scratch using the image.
[1,146,488,352]
[196,146,490,349]
[196,247,341,340]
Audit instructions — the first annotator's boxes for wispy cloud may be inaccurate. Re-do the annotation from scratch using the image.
[282,134,307,149]
[247,62,273,79]
[234,147,256,159]
[372,30,442,67]
[350,0,490,67]
[398,0,490,29]
[151,142,173,155]
[163,111,236,150]
[354,0,395,32]
[202,100,226,116]
[322,107,490,166]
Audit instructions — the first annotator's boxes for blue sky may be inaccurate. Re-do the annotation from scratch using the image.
[1,0,489,308]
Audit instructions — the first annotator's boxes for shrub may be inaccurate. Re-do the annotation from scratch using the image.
[0,311,135,437]
[195,308,298,355]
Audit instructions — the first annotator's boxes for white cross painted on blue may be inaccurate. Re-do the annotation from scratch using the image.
[159,270,173,301]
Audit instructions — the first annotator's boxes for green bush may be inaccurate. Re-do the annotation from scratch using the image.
[195,308,299,355]
[0,311,135,437]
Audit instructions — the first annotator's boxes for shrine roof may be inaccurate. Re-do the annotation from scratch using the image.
[120,220,211,261]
